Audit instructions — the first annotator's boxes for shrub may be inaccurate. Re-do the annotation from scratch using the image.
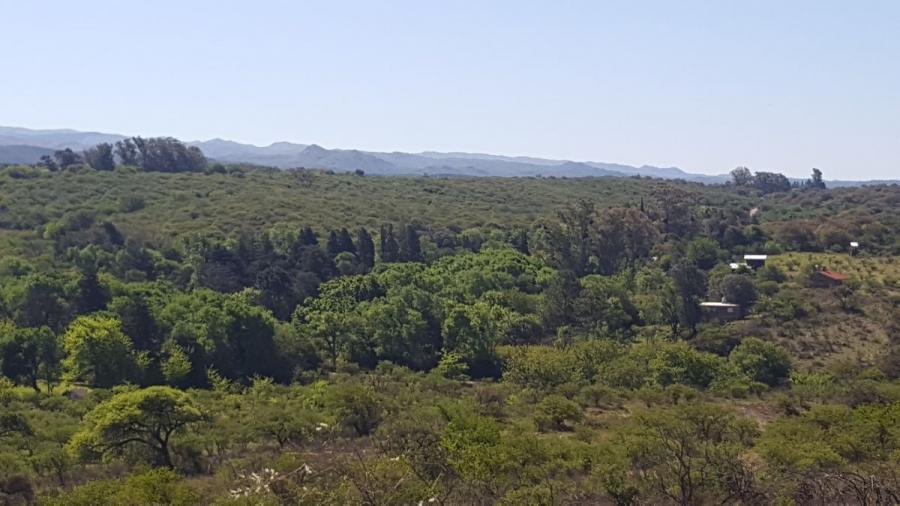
[620,402,758,504]
[0,474,34,505]
[729,338,792,387]
[434,351,469,380]
[534,395,583,432]
[326,383,382,436]
[692,325,742,356]
[756,288,813,322]
[499,345,582,391]
[576,384,624,409]
[41,468,198,506]
[709,374,768,399]
[117,195,146,213]
[647,341,725,389]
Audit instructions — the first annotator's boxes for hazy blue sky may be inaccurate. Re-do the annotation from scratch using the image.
[2,1,898,179]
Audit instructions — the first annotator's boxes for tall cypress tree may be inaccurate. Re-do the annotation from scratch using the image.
[113,294,159,354]
[511,229,529,255]
[399,224,421,262]
[357,227,375,270]
[326,230,342,257]
[76,267,110,314]
[298,227,318,246]
[671,259,707,337]
[338,228,356,254]
[380,224,399,263]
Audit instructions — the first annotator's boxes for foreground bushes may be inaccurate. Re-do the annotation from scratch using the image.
[499,335,793,396]
[1,367,897,504]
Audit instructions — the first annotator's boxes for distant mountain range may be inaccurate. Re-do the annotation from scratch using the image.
[192,137,723,181]
[0,126,894,186]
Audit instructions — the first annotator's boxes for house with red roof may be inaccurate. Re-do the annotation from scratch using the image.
[813,269,850,288]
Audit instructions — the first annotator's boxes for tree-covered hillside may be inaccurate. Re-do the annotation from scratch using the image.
[0,153,899,504]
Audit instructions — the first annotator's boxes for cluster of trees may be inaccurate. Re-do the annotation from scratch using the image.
[730,166,794,194]
[113,137,206,172]
[38,137,206,173]
[730,166,829,194]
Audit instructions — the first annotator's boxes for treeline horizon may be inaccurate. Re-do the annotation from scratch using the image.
[14,135,851,192]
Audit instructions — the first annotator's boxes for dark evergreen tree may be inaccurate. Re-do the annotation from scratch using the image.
[338,228,356,254]
[83,143,116,171]
[380,224,400,263]
[298,227,318,246]
[116,240,156,280]
[235,233,276,279]
[100,222,125,247]
[357,227,376,271]
[325,228,356,258]
[114,138,140,165]
[327,231,342,258]
[15,275,70,332]
[807,168,826,189]
[39,154,59,172]
[53,148,82,169]
[540,269,580,330]
[112,294,159,354]
[670,259,707,336]
[75,267,110,314]
[255,264,297,320]
[197,245,248,293]
[511,229,529,255]
[399,224,421,262]
[298,247,338,280]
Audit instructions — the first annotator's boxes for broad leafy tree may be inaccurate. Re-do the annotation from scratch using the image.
[0,322,59,391]
[622,403,758,505]
[61,314,143,387]
[68,386,206,468]
[83,143,115,171]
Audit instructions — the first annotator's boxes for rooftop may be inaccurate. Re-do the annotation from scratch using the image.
[700,302,741,308]
[819,270,850,281]
[744,254,768,260]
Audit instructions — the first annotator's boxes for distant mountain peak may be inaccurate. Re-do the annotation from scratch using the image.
[302,144,327,154]
[267,141,305,148]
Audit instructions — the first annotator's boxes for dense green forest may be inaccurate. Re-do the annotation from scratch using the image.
[0,141,899,505]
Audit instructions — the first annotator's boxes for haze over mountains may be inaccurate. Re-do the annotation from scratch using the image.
[0,126,894,186]
[0,126,721,181]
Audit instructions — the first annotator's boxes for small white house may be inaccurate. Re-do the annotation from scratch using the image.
[743,254,768,269]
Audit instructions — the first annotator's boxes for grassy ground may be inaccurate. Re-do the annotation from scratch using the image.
[770,252,900,288]
[727,253,900,370]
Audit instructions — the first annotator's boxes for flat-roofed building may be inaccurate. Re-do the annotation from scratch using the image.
[700,301,746,322]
